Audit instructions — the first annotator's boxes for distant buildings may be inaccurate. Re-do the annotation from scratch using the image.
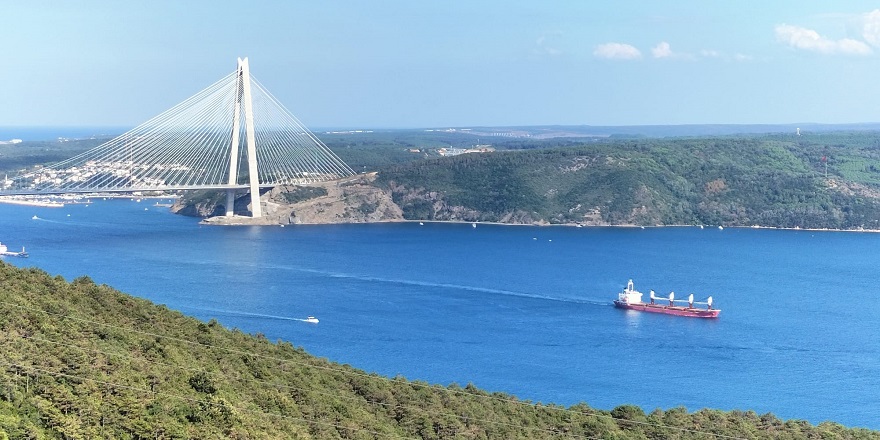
[322,130,374,134]
[406,145,495,157]
[436,145,495,157]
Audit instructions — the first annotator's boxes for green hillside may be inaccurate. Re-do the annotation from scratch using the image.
[1,261,877,439]
[0,138,107,175]
[376,133,880,229]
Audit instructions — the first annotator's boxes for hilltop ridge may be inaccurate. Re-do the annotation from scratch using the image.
[174,131,880,231]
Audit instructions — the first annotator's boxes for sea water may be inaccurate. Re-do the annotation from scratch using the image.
[0,126,126,141]
[1,199,878,429]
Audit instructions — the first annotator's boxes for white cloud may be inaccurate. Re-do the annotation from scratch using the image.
[593,42,642,60]
[534,33,563,56]
[863,9,880,47]
[698,49,752,62]
[652,41,673,58]
[775,23,872,55]
[649,41,695,60]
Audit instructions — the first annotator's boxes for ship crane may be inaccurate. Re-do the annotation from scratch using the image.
[666,293,714,309]
[691,296,714,310]
[650,291,695,307]
[665,292,687,307]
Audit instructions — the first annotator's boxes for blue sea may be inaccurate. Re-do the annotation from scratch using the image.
[2,200,879,429]
[0,126,128,141]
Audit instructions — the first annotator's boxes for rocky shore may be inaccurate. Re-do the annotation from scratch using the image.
[175,173,405,226]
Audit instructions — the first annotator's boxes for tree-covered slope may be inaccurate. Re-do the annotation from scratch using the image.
[376,134,880,229]
[1,262,877,439]
[0,138,107,175]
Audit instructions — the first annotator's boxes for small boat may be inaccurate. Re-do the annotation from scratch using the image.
[472,223,477,228]
[304,316,319,324]
[31,215,39,220]
[613,279,720,318]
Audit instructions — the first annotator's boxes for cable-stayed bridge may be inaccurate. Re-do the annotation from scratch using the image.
[0,58,355,217]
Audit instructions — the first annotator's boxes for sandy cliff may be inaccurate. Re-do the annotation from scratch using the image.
[190,173,404,226]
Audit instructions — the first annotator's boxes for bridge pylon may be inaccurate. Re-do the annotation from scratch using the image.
[226,57,262,218]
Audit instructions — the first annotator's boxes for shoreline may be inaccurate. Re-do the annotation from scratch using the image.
[405,220,880,233]
[199,215,880,234]
[0,197,64,208]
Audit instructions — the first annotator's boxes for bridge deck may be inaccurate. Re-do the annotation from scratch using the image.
[0,184,277,196]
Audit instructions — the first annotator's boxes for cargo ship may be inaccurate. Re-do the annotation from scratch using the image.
[0,242,28,258]
[613,279,719,318]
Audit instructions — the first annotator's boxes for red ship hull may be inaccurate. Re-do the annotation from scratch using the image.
[614,300,720,318]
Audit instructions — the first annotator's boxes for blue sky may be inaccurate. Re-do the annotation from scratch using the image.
[3,1,880,128]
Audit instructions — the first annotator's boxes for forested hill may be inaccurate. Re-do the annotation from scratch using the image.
[1,262,877,439]
[374,133,880,229]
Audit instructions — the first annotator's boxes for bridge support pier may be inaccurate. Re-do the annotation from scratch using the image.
[225,189,236,216]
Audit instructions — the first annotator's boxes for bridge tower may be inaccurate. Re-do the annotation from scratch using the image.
[0,57,356,206]
[227,57,262,218]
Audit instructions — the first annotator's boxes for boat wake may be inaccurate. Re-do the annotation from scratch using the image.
[30,217,73,225]
[270,264,611,306]
[177,259,613,308]
[179,306,316,323]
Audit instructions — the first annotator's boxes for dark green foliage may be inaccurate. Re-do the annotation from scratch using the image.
[175,189,229,217]
[321,129,619,172]
[321,131,452,171]
[356,201,378,215]
[176,188,275,217]
[1,262,877,438]
[376,132,880,229]
[0,138,107,174]
[188,372,217,395]
[281,186,328,204]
